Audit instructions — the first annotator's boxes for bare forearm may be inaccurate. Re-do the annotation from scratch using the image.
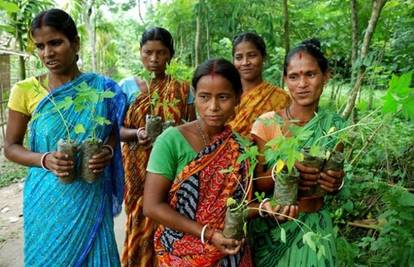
[144,202,203,238]
[5,144,43,168]
[120,126,138,142]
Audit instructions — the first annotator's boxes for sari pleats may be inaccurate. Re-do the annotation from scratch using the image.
[122,77,190,267]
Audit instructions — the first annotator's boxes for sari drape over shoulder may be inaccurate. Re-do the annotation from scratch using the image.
[249,109,347,267]
[154,127,252,267]
[228,81,290,137]
[26,73,126,266]
[122,76,192,267]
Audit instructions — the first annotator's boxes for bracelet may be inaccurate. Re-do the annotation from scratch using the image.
[258,198,270,217]
[102,145,114,158]
[136,127,145,141]
[40,152,51,170]
[200,224,209,244]
[337,178,345,191]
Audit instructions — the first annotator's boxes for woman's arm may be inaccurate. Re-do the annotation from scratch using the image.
[5,109,73,176]
[143,172,242,255]
[252,134,274,193]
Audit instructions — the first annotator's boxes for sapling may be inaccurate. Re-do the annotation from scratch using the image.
[34,79,77,184]
[139,69,163,142]
[72,82,115,183]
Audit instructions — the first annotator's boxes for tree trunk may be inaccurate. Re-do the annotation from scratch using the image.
[206,11,210,59]
[281,0,289,88]
[194,1,202,66]
[342,0,387,119]
[17,32,26,80]
[350,0,358,66]
[86,1,97,72]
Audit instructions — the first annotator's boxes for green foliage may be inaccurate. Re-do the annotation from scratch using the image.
[382,71,414,120]
[0,158,26,188]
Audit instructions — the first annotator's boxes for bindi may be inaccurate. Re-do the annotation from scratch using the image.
[298,52,303,59]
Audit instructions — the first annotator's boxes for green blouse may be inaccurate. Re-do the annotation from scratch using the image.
[147,127,197,181]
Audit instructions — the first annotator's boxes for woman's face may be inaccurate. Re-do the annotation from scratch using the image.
[195,74,238,128]
[233,41,264,82]
[140,40,171,75]
[33,26,79,76]
[284,52,329,107]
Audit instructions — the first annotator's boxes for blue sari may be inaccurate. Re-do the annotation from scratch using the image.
[25,73,126,266]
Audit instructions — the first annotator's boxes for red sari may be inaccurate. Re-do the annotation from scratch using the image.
[154,127,253,267]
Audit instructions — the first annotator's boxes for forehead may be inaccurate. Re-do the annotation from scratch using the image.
[234,41,261,54]
[286,52,319,73]
[196,74,234,94]
[32,26,68,42]
[141,40,169,51]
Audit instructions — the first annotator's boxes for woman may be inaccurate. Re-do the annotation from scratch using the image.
[4,9,126,266]
[120,27,195,266]
[143,58,252,266]
[229,32,290,137]
[249,39,346,266]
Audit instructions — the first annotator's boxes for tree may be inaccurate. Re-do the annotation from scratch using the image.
[342,0,388,119]
[0,0,54,80]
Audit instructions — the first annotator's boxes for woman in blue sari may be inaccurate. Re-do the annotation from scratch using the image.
[4,9,126,266]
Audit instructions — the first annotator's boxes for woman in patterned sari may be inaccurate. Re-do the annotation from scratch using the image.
[249,39,346,266]
[143,59,253,266]
[229,32,290,137]
[120,27,195,266]
[4,9,126,266]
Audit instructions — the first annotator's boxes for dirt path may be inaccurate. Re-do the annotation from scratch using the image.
[0,182,126,266]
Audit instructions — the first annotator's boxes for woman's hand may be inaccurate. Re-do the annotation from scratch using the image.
[210,231,243,255]
[295,161,320,191]
[319,169,344,192]
[262,201,299,222]
[44,152,74,177]
[88,146,113,174]
[137,127,152,147]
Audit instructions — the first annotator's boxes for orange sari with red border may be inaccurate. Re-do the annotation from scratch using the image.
[229,81,290,137]
[122,76,191,267]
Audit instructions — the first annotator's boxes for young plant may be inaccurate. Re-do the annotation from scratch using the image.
[70,81,115,183]
[34,79,78,183]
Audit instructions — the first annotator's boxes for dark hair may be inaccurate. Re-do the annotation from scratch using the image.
[30,8,78,42]
[140,27,175,58]
[192,58,242,98]
[283,38,329,76]
[232,32,266,58]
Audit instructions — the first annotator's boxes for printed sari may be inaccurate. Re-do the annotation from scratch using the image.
[122,76,192,267]
[249,109,346,267]
[154,127,252,267]
[228,81,290,137]
[26,73,126,266]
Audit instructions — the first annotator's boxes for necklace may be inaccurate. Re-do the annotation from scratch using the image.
[196,120,209,147]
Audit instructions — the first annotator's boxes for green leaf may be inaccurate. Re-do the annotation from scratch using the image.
[95,116,111,126]
[302,232,317,251]
[101,90,115,98]
[280,228,287,243]
[219,167,234,174]
[74,124,86,134]
[0,1,19,13]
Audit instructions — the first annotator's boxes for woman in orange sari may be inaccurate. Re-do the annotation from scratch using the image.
[229,32,290,137]
[143,58,253,266]
[120,27,195,267]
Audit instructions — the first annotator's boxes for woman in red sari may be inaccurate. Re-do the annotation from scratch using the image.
[143,58,253,266]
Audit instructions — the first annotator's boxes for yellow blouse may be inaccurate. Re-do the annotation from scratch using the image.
[8,77,48,116]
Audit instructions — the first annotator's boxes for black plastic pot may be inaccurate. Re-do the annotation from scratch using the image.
[222,204,246,241]
[300,148,325,197]
[273,167,300,205]
[57,139,77,184]
[80,138,103,183]
[162,120,175,131]
[145,114,163,142]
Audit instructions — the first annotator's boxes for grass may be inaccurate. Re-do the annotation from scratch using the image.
[0,155,26,188]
